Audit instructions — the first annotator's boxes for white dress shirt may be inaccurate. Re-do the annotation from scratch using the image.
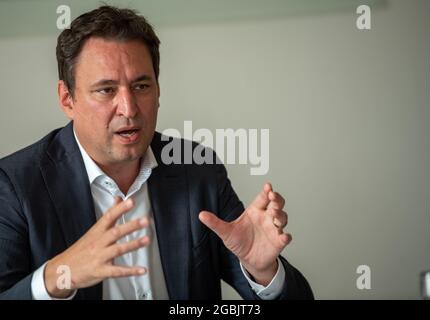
[31,132,285,300]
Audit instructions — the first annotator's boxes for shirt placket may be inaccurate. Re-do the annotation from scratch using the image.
[99,177,134,269]
[126,171,153,300]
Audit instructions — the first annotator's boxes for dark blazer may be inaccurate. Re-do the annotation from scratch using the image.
[0,122,313,300]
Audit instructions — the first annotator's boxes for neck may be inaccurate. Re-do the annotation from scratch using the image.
[99,159,141,195]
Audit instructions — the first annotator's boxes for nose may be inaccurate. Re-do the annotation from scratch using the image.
[115,87,138,118]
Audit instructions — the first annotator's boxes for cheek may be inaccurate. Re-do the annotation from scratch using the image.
[147,97,160,118]
[143,107,158,128]
[73,92,115,139]
[85,102,116,130]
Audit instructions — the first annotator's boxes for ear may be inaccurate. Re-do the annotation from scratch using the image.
[58,80,74,119]
[157,82,161,108]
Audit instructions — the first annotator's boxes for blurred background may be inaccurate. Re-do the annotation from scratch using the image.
[0,0,429,299]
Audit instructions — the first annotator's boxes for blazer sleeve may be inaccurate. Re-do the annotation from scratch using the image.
[0,168,33,300]
[214,162,314,300]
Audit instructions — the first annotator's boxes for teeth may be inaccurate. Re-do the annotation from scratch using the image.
[118,130,136,137]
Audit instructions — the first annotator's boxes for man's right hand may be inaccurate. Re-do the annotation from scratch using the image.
[44,197,149,298]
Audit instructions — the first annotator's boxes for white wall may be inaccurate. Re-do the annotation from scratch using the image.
[0,0,429,299]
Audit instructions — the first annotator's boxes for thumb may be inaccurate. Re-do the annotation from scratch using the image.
[199,211,231,241]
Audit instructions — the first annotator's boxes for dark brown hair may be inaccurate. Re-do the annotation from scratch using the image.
[56,5,160,96]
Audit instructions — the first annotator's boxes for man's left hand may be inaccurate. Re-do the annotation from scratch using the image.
[199,183,291,286]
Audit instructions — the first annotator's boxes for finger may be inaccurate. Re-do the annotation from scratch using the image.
[249,183,272,210]
[199,211,232,241]
[101,217,149,246]
[268,208,288,229]
[104,236,150,261]
[99,198,134,230]
[113,196,122,205]
[104,265,147,278]
[267,191,286,210]
[279,232,292,247]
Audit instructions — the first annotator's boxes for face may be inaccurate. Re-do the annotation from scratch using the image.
[58,38,159,168]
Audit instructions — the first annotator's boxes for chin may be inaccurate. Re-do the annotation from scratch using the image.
[117,146,147,162]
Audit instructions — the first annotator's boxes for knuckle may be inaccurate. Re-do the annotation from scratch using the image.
[93,268,102,278]
[269,207,279,215]
[115,269,124,277]
[128,241,138,251]
[141,236,149,245]
[274,192,285,203]
[129,239,141,251]
[93,257,103,268]
[117,268,127,277]
[88,241,98,254]
[132,220,141,230]
[110,269,120,277]
[111,226,121,238]
[104,211,113,223]
[275,207,282,213]
[117,245,126,256]
[111,245,123,257]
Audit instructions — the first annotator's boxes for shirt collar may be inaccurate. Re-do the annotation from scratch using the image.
[73,129,158,187]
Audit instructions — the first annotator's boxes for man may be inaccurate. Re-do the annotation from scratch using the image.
[0,6,313,300]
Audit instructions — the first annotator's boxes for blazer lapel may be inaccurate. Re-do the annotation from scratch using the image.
[40,122,102,299]
[148,134,191,299]
[40,122,97,248]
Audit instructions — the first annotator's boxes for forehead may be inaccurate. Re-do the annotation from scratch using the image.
[74,37,154,80]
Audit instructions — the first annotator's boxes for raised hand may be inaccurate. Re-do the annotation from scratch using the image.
[44,197,150,298]
[199,183,291,286]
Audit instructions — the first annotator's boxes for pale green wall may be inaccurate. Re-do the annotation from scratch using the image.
[0,0,429,299]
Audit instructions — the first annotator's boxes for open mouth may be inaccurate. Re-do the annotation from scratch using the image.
[114,128,141,144]
[116,129,139,138]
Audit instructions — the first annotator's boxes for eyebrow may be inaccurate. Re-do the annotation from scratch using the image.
[90,74,153,88]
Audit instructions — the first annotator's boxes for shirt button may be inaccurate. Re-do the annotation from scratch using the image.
[139,291,151,300]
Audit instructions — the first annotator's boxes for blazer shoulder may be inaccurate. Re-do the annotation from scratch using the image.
[151,131,219,167]
[0,127,62,177]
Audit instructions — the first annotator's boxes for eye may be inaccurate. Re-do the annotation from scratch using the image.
[96,87,115,95]
[133,83,149,91]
